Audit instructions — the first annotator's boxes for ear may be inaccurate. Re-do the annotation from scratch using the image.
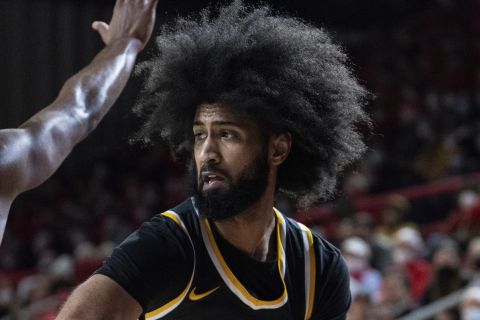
[269,132,292,166]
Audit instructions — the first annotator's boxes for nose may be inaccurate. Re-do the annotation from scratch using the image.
[196,135,221,167]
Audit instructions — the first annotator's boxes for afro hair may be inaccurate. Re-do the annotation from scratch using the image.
[134,0,370,207]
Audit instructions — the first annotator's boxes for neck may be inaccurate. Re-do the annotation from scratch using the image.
[213,190,276,262]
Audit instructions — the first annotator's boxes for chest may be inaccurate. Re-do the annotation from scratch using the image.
[142,208,313,320]
[157,249,303,320]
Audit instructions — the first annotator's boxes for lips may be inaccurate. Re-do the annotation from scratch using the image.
[200,171,226,191]
[201,171,225,183]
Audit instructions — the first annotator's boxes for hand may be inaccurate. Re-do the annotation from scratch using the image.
[92,0,159,50]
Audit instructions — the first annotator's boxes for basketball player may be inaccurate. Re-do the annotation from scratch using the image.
[0,0,158,243]
[57,1,369,319]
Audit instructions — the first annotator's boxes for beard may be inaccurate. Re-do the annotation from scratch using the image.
[192,151,269,221]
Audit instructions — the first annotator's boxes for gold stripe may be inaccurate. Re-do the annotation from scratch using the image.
[203,215,287,307]
[305,229,316,320]
[145,282,191,318]
[162,211,181,226]
[145,211,193,319]
[274,209,286,277]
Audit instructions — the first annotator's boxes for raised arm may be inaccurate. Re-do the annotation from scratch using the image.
[0,0,159,242]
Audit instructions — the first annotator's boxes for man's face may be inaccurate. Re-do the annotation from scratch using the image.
[192,104,269,220]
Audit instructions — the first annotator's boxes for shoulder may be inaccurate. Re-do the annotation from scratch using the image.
[127,199,194,242]
[284,216,344,265]
[311,234,350,319]
[96,200,195,309]
[118,201,195,262]
[284,216,351,319]
[312,232,345,268]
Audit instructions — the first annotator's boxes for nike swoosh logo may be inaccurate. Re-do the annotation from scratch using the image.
[188,286,220,301]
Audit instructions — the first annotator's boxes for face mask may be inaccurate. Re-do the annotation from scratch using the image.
[393,248,415,265]
[462,308,480,320]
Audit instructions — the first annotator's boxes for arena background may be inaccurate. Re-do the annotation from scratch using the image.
[1,0,480,319]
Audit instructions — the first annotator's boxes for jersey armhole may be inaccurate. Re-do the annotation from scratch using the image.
[143,211,196,320]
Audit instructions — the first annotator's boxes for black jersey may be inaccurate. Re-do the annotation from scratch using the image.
[97,198,351,320]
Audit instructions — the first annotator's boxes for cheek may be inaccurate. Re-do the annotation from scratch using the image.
[222,147,252,169]
[224,140,258,159]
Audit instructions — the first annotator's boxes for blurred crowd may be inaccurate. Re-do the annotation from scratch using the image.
[338,194,480,320]
[2,0,480,319]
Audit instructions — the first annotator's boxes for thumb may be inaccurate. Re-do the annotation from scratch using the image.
[92,21,110,44]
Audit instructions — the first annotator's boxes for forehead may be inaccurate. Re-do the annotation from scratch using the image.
[193,103,252,127]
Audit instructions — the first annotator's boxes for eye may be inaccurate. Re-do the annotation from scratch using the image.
[193,131,207,142]
[221,130,236,139]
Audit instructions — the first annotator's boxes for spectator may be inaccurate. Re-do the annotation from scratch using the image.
[352,211,392,272]
[347,293,373,320]
[373,269,414,319]
[463,237,480,282]
[459,286,480,320]
[391,226,432,301]
[341,236,382,301]
[421,238,468,319]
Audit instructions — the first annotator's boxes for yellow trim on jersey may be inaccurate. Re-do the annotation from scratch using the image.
[145,211,195,320]
[298,223,317,320]
[145,283,191,319]
[273,208,287,277]
[306,228,316,319]
[162,211,182,226]
[199,209,288,310]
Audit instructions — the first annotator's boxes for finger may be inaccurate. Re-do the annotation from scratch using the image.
[92,21,110,43]
[92,21,110,34]
[92,21,108,31]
